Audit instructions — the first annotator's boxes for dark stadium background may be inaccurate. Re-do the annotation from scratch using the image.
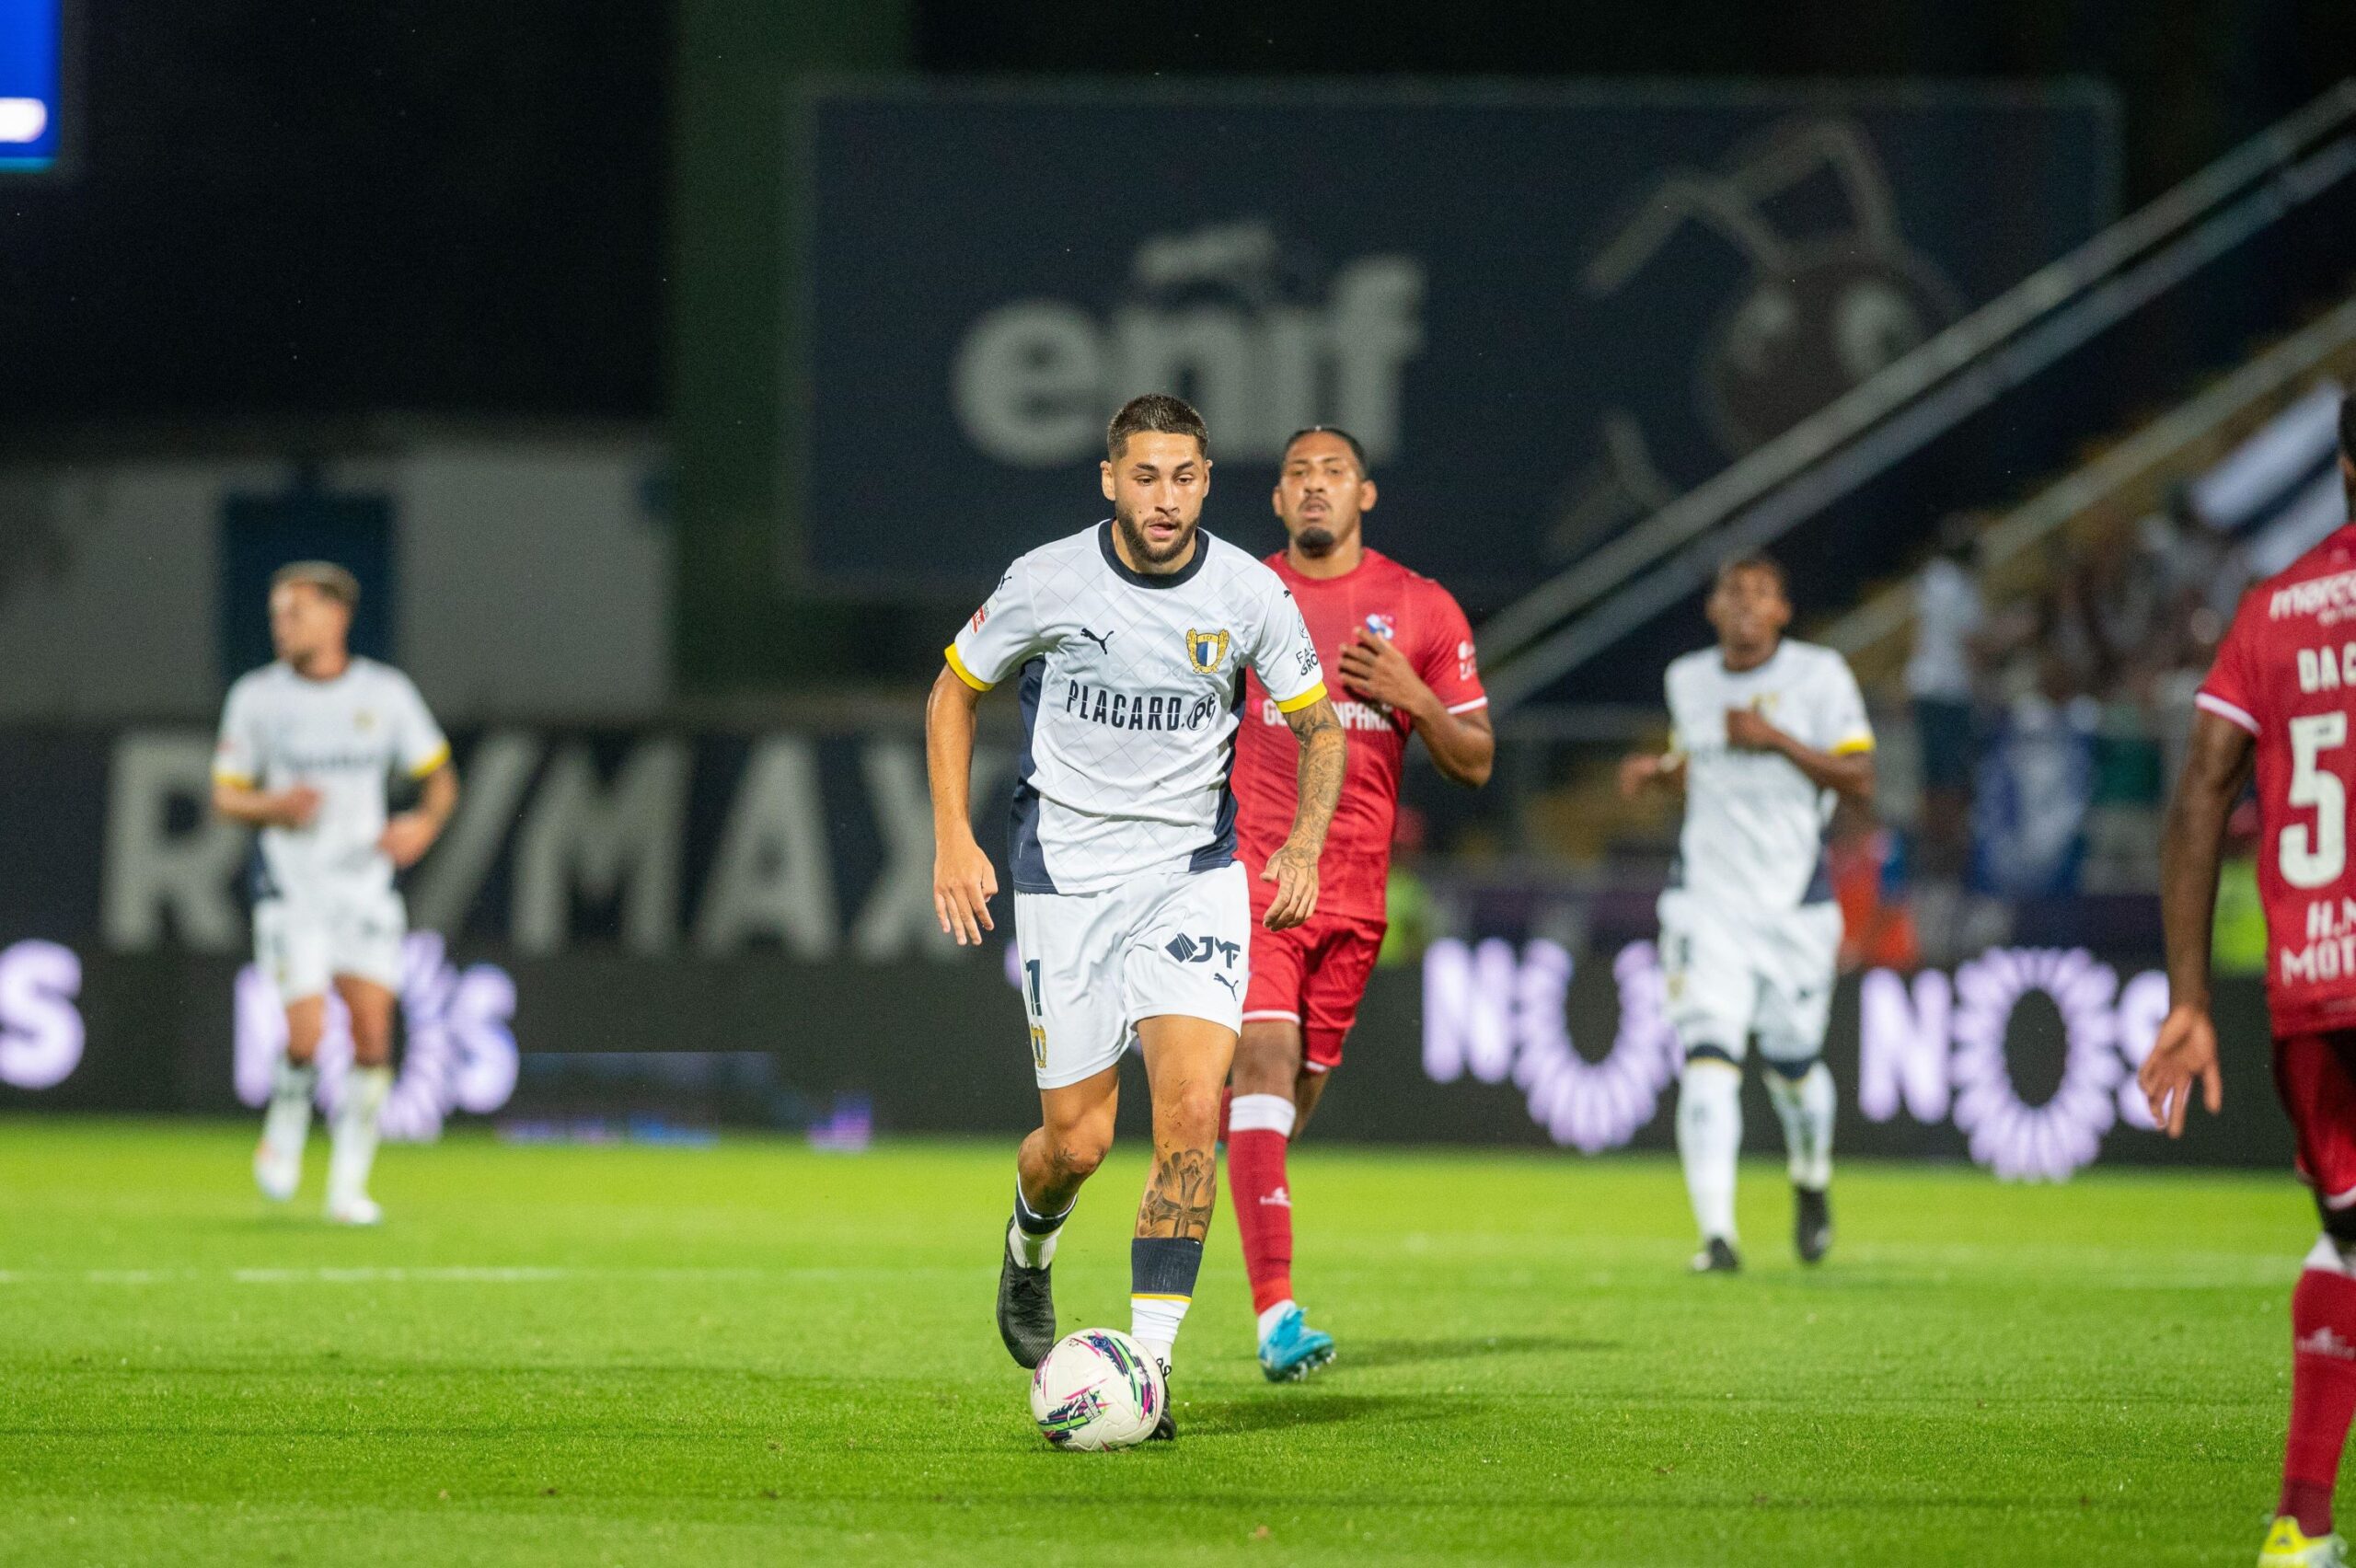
[0,0,2351,1178]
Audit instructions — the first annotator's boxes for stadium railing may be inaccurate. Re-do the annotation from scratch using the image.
[1475,77,2356,713]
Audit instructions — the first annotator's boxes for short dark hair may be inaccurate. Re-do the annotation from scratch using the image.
[1715,552,1788,597]
[271,559,360,610]
[1107,393,1209,463]
[1282,425,1369,478]
[2341,393,2354,464]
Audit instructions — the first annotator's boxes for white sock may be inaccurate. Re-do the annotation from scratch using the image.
[264,1058,317,1155]
[1676,1060,1742,1244]
[1767,1061,1836,1191]
[328,1066,392,1207]
[1256,1299,1297,1343]
[1130,1296,1188,1369]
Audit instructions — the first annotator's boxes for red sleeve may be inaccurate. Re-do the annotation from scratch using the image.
[1415,582,1487,715]
[2194,594,2261,736]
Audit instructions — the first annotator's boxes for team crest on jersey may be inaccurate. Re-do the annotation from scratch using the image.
[1365,613,1396,640]
[1184,628,1231,674]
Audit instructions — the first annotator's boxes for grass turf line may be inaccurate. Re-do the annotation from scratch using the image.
[0,1118,2315,1564]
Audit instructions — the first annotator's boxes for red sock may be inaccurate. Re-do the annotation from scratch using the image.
[2282,1264,2356,1534]
[1226,1093,1297,1317]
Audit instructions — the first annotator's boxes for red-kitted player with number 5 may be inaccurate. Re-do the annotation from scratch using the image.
[2145,396,2356,1568]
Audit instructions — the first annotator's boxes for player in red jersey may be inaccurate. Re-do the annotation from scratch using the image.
[2143,396,2356,1568]
[1227,426,1495,1380]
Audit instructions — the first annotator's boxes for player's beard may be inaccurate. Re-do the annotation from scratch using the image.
[1113,505,1197,570]
[1293,525,1339,558]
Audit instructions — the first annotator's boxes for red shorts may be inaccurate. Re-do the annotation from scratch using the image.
[1242,910,1386,1072]
[2275,1031,2356,1211]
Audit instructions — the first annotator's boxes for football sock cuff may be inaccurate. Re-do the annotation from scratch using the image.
[1013,1183,1075,1236]
[1228,1093,1297,1138]
[1131,1236,1204,1299]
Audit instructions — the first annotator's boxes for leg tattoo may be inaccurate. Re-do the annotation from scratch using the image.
[1137,1147,1217,1240]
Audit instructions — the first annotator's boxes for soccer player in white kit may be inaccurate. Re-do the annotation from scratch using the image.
[1620,555,1875,1273]
[928,394,1345,1436]
[212,562,457,1225]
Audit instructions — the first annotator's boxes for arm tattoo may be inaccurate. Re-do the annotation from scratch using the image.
[1136,1147,1217,1240]
[1282,698,1345,855]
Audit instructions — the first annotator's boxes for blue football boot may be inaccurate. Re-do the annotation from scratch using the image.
[1258,1304,1336,1383]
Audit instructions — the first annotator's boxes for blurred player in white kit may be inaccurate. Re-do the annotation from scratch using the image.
[211,562,457,1224]
[1621,555,1875,1272]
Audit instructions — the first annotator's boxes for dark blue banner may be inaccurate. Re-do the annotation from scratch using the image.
[800,81,2116,606]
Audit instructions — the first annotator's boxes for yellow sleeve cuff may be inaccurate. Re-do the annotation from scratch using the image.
[211,769,254,790]
[407,742,452,779]
[943,644,994,692]
[1831,734,1876,756]
[1276,681,1328,715]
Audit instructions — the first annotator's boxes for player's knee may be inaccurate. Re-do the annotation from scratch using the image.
[1156,1080,1224,1147]
[1046,1135,1109,1183]
[284,1005,325,1062]
[1232,1029,1299,1094]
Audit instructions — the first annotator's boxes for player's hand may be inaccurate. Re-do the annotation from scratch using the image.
[1262,843,1320,930]
[274,785,322,828]
[1724,707,1781,751]
[1618,753,1662,798]
[933,835,998,947]
[378,812,439,870]
[1336,629,1430,717]
[2138,1002,2223,1136]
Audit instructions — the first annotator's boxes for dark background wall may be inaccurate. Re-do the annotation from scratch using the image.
[1,0,2350,692]
[3,1,2348,427]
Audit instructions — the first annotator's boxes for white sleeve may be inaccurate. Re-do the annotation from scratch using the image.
[1246,573,1327,713]
[392,674,451,778]
[213,680,264,787]
[1816,654,1876,756]
[946,559,1046,691]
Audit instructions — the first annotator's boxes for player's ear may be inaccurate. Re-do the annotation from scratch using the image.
[1100,459,1116,503]
[1358,478,1378,513]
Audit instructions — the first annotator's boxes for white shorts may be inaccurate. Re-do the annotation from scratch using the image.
[1657,889,1842,1068]
[1014,862,1250,1090]
[253,884,407,1007]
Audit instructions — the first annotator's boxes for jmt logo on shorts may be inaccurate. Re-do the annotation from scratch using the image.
[1164,932,1241,968]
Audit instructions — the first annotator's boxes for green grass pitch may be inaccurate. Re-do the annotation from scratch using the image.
[0,1118,2318,1563]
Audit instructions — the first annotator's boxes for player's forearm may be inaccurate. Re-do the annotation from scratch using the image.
[415,765,458,831]
[212,784,294,828]
[1769,732,1875,803]
[1415,707,1495,789]
[1283,704,1346,855]
[2159,780,2232,1011]
[925,667,983,847]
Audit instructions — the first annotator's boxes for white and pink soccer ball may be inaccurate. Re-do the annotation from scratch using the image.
[1029,1328,1165,1450]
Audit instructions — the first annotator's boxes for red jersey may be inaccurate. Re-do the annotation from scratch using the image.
[2200,525,2356,1036]
[1233,548,1485,922]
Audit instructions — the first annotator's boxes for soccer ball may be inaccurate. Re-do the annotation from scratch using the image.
[1028,1328,1165,1450]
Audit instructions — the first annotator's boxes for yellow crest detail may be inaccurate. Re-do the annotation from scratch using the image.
[1184,628,1231,674]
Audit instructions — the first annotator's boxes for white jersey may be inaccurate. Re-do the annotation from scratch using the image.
[948,521,1327,894]
[1665,639,1873,914]
[213,658,450,902]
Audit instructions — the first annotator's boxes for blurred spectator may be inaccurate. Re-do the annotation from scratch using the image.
[1828,806,1920,972]
[1970,652,2100,900]
[1903,513,1986,883]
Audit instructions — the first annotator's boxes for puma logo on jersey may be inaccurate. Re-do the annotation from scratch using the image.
[1077,626,1114,653]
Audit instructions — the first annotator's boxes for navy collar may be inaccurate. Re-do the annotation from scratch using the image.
[1098,519,1210,589]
